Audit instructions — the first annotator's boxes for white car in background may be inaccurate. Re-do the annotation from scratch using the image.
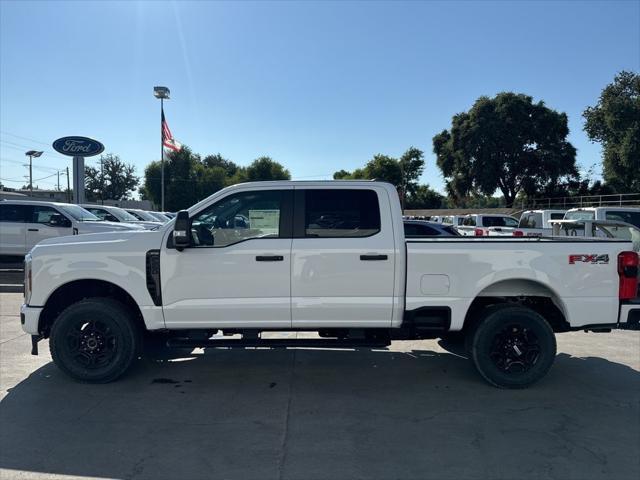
[81,204,161,230]
[458,214,519,236]
[0,200,144,257]
[125,208,168,223]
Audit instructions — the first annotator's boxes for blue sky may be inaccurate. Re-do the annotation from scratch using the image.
[1,0,638,196]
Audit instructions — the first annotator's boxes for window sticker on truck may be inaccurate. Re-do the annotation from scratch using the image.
[568,254,610,264]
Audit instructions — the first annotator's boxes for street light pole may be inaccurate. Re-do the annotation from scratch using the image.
[24,150,43,196]
[160,96,164,211]
[154,86,170,212]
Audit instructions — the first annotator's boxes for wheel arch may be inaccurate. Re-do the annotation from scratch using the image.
[39,279,145,337]
[463,278,570,333]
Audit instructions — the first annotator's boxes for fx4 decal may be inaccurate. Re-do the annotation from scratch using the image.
[568,254,609,265]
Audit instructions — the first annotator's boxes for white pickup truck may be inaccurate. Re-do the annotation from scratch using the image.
[21,181,640,388]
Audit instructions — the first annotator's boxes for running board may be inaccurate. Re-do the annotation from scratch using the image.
[166,338,391,349]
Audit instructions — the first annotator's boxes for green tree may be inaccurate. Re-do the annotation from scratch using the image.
[333,169,351,180]
[203,154,240,178]
[405,185,444,209]
[85,153,139,201]
[364,154,403,185]
[142,147,202,210]
[583,71,640,192]
[245,157,290,181]
[433,92,577,207]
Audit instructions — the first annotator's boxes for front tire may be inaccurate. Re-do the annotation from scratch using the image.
[470,305,556,389]
[49,298,139,383]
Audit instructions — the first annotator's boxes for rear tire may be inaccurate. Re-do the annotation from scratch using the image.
[470,305,556,389]
[49,298,139,383]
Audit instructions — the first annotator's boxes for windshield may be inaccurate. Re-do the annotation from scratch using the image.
[148,211,170,222]
[110,207,140,222]
[565,210,595,220]
[127,210,155,221]
[60,205,100,221]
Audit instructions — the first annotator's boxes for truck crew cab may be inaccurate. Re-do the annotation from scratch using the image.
[21,182,640,388]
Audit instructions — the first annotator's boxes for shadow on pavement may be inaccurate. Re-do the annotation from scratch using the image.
[1,346,639,480]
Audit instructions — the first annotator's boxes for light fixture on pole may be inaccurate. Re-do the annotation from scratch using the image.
[154,86,170,211]
[25,150,43,195]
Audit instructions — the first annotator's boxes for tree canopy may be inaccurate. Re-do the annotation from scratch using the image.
[331,147,443,209]
[583,70,640,192]
[433,92,577,207]
[141,147,291,211]
[85,154,139,201]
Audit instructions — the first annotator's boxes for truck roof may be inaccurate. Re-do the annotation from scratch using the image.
[1,199,82,208]
[566,206,640,212]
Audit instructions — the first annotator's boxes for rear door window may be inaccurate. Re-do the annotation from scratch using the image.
[0,204,30,223]
[303,189,380,238]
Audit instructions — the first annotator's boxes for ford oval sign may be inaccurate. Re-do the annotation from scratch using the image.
[52,136,105,157]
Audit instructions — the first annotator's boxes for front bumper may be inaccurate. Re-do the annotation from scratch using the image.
[20,304,42,335]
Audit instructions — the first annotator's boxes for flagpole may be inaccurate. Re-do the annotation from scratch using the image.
[160,98,164,212]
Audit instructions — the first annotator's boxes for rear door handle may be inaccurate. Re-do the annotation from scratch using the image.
[256,255,284,262]
[28,228,39,232]
[360,254,388,261]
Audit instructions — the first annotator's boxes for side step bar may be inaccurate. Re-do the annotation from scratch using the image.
[166,338,391,349]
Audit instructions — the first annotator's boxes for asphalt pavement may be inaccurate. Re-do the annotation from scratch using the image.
[0,291,639,480]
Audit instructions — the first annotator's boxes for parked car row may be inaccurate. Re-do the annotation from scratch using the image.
[0,200,173,257]
[404,207,640,240]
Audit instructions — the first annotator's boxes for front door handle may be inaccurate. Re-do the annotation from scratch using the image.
[28,228,39,232]
[256,255,284,262]
[360,254,388,261]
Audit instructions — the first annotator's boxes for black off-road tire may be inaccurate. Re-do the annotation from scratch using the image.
[49,298,140,383]
[470,305,556,389]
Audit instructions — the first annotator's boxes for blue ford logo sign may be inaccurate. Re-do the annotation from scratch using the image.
[52,136,104,157]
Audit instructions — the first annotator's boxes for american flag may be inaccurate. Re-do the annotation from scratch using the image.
[162,108,182,152]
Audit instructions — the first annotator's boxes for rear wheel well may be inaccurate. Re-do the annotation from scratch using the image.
[463,296,570,334]
[39,280,144,337]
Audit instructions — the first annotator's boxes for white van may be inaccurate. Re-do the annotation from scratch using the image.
[0,200,143,256]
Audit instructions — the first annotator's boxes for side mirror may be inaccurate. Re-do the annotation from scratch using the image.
[173,210,191,250]
[49,213,71,228]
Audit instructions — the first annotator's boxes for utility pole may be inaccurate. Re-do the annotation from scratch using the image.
[100,155,104,205]
[57,170,60,191]
[66,166,71,203]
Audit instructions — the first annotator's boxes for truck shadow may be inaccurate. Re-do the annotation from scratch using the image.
[0,346,638,480]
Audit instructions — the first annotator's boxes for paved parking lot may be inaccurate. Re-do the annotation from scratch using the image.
[0,291,639,480]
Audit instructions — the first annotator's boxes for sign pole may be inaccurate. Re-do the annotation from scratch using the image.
[73,156,85,204]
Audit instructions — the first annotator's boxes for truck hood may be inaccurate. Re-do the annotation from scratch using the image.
[77,220,145,232]
[31,229,164,255]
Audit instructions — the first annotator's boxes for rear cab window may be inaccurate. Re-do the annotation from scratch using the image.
[606,211,640,228]
[483,216,518,228]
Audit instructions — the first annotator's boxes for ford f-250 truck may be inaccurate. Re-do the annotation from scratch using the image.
[21,181,640,388]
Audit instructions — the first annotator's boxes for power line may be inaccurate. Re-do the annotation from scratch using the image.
[0,130,52,147]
